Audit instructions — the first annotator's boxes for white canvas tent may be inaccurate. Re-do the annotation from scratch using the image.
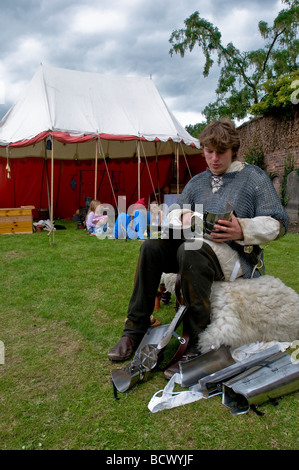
[0,65,201,236]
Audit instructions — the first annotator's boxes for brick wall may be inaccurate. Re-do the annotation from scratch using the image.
[238,108,299,175]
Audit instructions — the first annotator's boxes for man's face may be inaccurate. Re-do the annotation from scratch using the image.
[203,146,234,175]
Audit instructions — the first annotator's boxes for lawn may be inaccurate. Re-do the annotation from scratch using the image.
[0,222,298,451]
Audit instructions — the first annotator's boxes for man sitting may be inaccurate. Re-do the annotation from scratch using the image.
[108,119,289,378]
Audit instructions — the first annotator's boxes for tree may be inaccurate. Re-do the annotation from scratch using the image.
[169,0,299,122]
[249,70,299,117]
[185,122,206,138]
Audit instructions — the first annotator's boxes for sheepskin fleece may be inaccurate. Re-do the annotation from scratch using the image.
[161,273,299,354]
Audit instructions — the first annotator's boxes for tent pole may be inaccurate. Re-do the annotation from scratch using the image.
[140,140,157,204]
[176,143,180,198]
[180,142,192,180]
[98,136,118,207]
[44,159,51,218]
[155,142,161,204]
[48,137,55,246]
[94,138,98,200]
[137,140,141,200]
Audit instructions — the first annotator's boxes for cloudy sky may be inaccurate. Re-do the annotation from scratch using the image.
[0,0,283,127]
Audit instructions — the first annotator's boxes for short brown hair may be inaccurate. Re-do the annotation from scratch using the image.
[199,119,240,157]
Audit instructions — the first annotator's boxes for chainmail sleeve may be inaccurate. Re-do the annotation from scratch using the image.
[172,163,289,278]
[241,166,289,232]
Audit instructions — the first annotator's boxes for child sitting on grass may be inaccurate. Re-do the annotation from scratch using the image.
[85,200,108,236]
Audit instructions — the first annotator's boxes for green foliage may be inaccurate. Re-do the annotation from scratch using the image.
[250,70,299,117]
[169,0,299,122]
[185,122,206,138]
[244,141,267,170]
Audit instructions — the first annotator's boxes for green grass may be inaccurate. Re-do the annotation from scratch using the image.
[0,223,298,450]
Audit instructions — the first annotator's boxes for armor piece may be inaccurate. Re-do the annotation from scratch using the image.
[203,203,233,238]
[111,305,187,393]
[179,345,235,388]
[194,345,281,397]
[222,351,299,415]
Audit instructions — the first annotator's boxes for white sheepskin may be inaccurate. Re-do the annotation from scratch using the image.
[161,273,299,354]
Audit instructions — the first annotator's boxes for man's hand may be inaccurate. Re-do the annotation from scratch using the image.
[211,214,243,242]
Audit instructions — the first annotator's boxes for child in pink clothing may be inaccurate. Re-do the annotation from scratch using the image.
[85,200,108,235]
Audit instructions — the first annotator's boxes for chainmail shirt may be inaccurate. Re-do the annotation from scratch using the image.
[175,163,289,278]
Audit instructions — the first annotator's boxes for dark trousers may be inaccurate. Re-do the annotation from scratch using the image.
[123,238,224,346]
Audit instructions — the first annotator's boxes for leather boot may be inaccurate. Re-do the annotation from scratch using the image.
[108,336,138,362]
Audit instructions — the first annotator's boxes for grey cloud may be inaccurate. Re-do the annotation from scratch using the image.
[0,0,284,125]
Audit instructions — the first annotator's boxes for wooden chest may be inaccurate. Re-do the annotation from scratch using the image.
[0,206,34,234]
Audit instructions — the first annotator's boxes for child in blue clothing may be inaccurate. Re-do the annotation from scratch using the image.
[113,198,147,240]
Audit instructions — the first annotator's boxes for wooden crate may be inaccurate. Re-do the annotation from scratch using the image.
[0,206,34,234]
